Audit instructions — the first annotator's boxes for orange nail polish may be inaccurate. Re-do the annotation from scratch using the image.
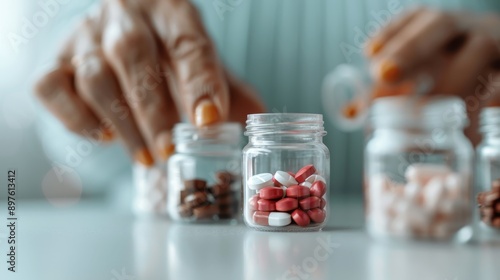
[101,129,115,142]
[379,60,401,83]
[195,99,220,127]
[366,41,383,57]
[159,144,175,160]
[135,148,154,167]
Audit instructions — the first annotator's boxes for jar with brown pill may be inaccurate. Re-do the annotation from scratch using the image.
[167,123,242,222]
[365,96,473,242]
[243,113,330,231]
[476,106,500,239]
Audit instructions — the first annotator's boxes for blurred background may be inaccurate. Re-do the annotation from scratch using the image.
[1,0,500,203]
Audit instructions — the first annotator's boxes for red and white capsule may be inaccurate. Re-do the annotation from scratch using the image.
[274,171,298,187]
[253,211,291,227]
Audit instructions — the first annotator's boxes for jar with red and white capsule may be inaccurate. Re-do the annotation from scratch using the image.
[365,96,473,242]
[243,113,330,231]
[476,106,500,239]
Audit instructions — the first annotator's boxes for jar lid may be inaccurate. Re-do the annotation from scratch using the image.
[370,96,468,129]
[245,113,326,136]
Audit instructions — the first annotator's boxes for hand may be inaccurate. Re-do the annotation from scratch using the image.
[365,7,500,143]
[35,0,264,167]
[366,7,500,100]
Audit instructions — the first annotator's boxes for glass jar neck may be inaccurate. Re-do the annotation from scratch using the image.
[173,123,242,154]
[480,107,500,141]
[369,96,468,131]
[245,113,326,144]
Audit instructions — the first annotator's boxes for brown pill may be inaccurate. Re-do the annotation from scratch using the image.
[211,184,232,197]
[484,193,500,206]
[178,204,193,217]
[184,179,207,192]
[193,204,219,219]
[216,171,234,185]
[185,192,208,208]
[180,189,189,203]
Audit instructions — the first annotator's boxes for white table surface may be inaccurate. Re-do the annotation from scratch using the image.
[0,196,499,280]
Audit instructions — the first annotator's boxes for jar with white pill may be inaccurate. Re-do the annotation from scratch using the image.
[133,164,168,216]
[476,106,500,237]
[365,96,473,242]
[243,113,330,231]
[167,123,242,222]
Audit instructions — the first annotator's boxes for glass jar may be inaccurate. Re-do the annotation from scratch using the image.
[243,113,330,232]
[167,123,242,222]
[365,96,473,242]
[476,107,500,236]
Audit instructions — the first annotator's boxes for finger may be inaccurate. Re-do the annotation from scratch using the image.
[75,50,158,163]
[365,6,424,57]
[432,33,500,98]
[150,0,229,127]
[225,71,266,124]
[34,63,106,140]
[102,0,179,163]
[371,9,464,83]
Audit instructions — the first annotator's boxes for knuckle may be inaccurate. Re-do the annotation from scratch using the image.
[75,55,110,103]
[473,34,499,55]
[34,67,69,101]
[105,30,152,65]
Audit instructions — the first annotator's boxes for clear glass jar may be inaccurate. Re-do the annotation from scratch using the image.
[365,96,473,242]
[243,113,330,232]
[476,107,500,236]
[167,123,242,222]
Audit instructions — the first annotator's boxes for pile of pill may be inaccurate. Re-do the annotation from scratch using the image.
[477,178,500,229]
[246,165,327,227]
[133,165,167,215]
[176,171,239,220]
[367,163,470,239]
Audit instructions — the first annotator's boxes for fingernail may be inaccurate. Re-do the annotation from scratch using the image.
[366,41,383,57]
[379,60,401,83]
[135,148,154,167]
[195,99,220,127]
[159,144,175,160]
[101,129,115,142]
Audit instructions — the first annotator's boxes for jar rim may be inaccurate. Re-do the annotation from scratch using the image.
[370,96,468,129]
[245,113,326,136]
[173,122,242,144]
[480,107,500,134]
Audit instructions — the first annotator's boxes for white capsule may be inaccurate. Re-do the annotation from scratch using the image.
[304,174,326,184]
[299,181,312,188]
[404,182,422,204]
[247,173,273,190]
[274,171,298,187]
[423,177,445,212]
[444,173,464,199]
[268,212,292,227]
[405,164,451,185]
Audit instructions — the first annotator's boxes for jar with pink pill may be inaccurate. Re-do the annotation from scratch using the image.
[365,96,473,242]
[243,113,330,231]
[167,123,242,223]
[476,106,500,238]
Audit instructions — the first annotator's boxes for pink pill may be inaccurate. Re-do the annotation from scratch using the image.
[257,199,276,211]
[286,185,310,198]
[291,209,311,227]
[299,196,320,210]
[259,186,284,200]
[307,208,326,223]
[310,181,326,197]
[320,197,326,209]
[248,195,260,211]
[276,198,298,212]
[295,165,316,183]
